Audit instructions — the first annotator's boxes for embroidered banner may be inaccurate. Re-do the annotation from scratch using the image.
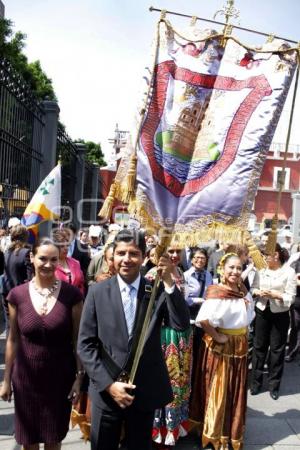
[107,21,298,244]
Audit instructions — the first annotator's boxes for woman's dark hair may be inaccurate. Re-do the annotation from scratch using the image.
[190,247,208,261]
[8,225,30,253]
[275,243,288,264]
[32,238,60,256]
[113,229,146,255]
[79,228,89,237]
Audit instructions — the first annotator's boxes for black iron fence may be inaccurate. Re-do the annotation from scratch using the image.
[56,124,78,222]
[0,59,44,225]
[82,160,94,223]
[0,58,100,227]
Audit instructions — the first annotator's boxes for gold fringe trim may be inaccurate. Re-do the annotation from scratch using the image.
[122,154,137,204]
[265,215,278,255]
[98,182,118,220]
[117,153,138,205]
[102,188,266,271]
[244,231,267,270]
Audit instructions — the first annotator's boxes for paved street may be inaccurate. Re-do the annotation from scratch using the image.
[1,316,300,450]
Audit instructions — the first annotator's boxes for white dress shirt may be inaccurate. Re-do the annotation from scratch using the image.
[117,273,175,317]
[117,274,140,317]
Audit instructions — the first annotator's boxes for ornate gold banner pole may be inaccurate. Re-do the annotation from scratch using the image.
[149,4,298,44]
[129,228,172,384]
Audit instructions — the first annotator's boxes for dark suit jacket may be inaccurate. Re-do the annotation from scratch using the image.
[78,275,190,412]
[0,250,4,275]
[71,239,90,276]
[207,249,224,279]
[180,248,192,272]
[3,247,33,294]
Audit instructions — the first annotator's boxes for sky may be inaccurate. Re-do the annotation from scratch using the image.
[4,0,300,160]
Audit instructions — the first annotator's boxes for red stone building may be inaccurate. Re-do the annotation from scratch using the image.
[253,142,300,226]
[100,137,300,228]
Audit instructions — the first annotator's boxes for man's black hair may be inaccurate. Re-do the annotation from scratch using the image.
[113,229,146,255]
[190,247,208,260]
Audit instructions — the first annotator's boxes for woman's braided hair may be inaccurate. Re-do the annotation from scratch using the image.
[217,252,239,276]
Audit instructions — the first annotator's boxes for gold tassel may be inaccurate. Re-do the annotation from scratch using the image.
[265,215,278,255]
[122,154,137,204]
[98,182,117,220]
[244,231,267,270]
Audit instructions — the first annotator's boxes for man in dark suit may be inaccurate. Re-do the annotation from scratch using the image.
[78,229,190,450]
[207,241,230,280]
[65,223,90,276]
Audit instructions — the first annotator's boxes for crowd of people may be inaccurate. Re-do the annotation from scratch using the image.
[0,219,299,450]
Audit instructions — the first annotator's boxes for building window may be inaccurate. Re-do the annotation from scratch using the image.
[273,167,290,190]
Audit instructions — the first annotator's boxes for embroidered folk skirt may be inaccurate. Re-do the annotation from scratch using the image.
[152,325,193,446]
[190,333,248,450]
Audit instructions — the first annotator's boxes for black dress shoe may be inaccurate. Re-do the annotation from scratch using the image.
[285,354,295,363]
[250,386,261,395]
[270,390,279,400]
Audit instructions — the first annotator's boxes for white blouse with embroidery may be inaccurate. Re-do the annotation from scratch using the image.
[195,292,255,329]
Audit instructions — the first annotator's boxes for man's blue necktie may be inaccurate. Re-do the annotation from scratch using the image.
[123,285,136,336]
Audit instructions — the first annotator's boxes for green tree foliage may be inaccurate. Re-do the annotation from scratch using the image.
[0,17,56,101]
[76,139,107,167]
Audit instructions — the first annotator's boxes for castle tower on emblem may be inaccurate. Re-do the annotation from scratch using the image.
[171,97,209,160]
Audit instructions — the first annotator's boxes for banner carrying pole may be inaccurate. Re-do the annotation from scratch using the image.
[266,55,300,255]
[129,227,172,384]
[149,6,298,44]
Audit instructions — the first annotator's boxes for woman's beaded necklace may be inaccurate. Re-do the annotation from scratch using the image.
[31,278,59,315]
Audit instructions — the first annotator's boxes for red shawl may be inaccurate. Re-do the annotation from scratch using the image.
[205,284,247,300]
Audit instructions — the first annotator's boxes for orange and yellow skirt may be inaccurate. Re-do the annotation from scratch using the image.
[190,329,248,450]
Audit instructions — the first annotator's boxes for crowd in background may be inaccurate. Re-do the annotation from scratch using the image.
[0,218,299,450]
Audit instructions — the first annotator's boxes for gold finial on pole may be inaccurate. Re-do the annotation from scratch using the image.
[214,0,240,26]
[214,0,239,46]
[160,9,167,21]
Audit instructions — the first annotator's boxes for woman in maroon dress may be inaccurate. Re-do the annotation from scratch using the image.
[0,238,84,450]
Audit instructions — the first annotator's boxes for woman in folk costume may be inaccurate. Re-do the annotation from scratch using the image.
[146,246,192,448]
[190,253,255,450]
